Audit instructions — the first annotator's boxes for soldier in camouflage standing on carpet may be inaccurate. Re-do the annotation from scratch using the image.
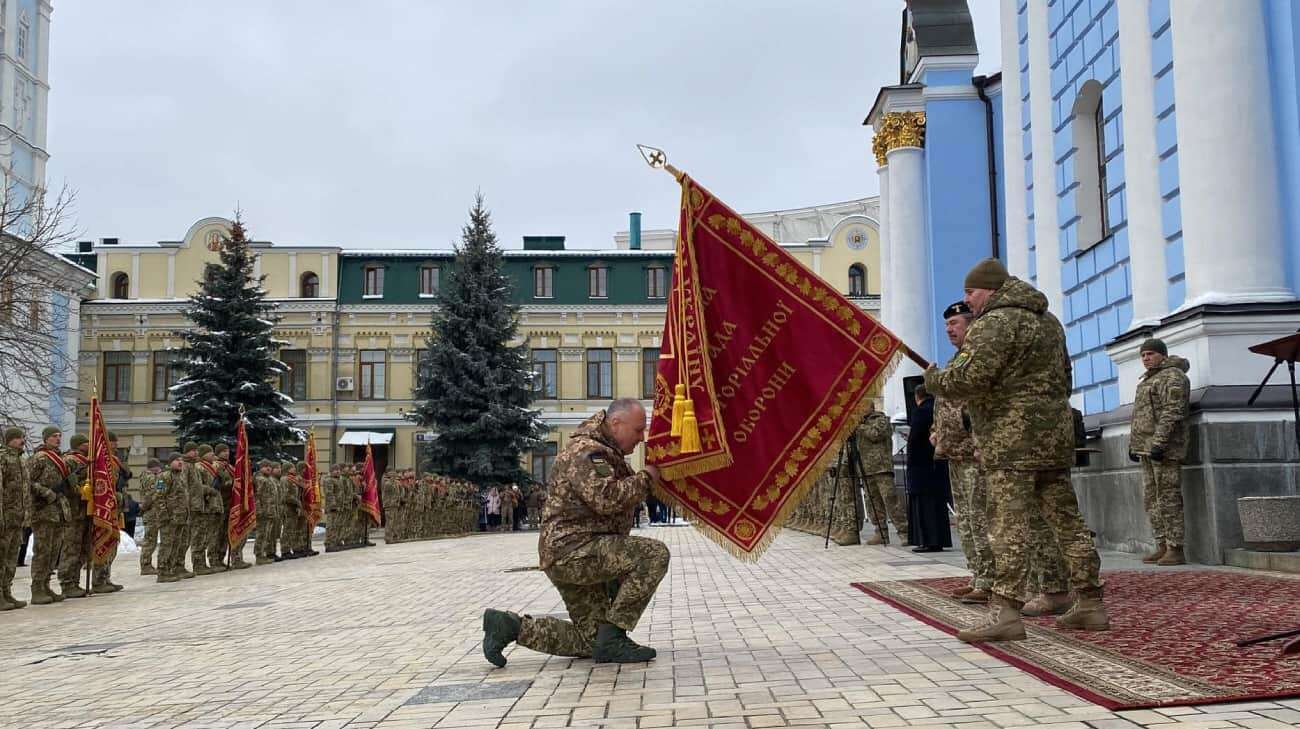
[1129,337,1190,566]
[925,259,1108,642]
[931,301,993,603]
[482,398,667,666]
[1,427,32,610]
[855,401,909,546]
[138,458,165,575]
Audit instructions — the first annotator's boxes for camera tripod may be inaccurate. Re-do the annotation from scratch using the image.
[825,434,888,548]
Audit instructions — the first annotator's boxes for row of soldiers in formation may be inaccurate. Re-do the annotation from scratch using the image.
[0,425,135,608]
[375,468,481,543]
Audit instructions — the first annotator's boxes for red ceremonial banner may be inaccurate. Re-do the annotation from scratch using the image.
[303,430,323,529]
[87,398,119,566]
[647,172,903,559]
[228,414,256,546]
[360,443,382,526]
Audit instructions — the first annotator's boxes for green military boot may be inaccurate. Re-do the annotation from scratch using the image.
[30,581,55,605]
[61,583,89,599]
[157,571,180,584]
[92,581,116,595]
[1020,591,1072,616]
[140,562,158,576]
[1055,588,1110,631]
[482,609,522,668]
[0,594,15,611]
[1157,545,1185,566]
[957,595,1026,643]
[592,623,657,663]
[4,588,27,609]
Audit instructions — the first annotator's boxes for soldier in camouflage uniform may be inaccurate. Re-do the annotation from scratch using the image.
[381,470,402,543]
[1129,338,1191,566]
[195,445,228,571]
[277,462,302,558]
[482,400,667,666]
[138,459,165,574]
[324,463,347,551]
[58,433,92,598]
[91,432,129,593]
[1,427,32,610]
[26,426,71,604]
[208,444,236,569]
[253,460,279,564]
[158,453,192,583]
[932,301,993,603]
[185,445,216,575]
[925,259,1107,642]
[855,401,909,545]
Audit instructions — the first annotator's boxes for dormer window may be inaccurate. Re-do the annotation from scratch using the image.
[533,266,554,299]
[588,265,608,299]
[363,266,384,297]
[420,265,440,296]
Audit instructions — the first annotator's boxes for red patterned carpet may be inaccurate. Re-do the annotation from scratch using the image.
[852,570,1300,709]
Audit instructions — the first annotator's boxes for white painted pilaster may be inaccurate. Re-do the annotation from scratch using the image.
[1117,0,1168,327]
[165,252,175,299]
[1025,0,1065,316]
[129,252,140,298]
[877,165,891,332]
[1170,0,1294,306]
[999,0,1030,279]
[288,252,297,295]
[321,253,333,298]
[885,146,931,413]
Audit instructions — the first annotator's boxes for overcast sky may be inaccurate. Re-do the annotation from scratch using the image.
[47,1,1000,250]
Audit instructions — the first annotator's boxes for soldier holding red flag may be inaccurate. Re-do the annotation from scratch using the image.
[59,433,92,599]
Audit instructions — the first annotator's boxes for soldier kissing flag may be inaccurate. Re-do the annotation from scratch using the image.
[228,410,256,547]
[647,162,905,560]
[87,396,119,566]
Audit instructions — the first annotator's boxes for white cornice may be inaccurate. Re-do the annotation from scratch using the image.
[908,54,979,84]
[922,84,982,100]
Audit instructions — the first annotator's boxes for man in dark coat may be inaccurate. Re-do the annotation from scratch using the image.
[906,385,952,553]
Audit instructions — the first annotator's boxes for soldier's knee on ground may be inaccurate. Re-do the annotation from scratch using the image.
[643,541,670,578]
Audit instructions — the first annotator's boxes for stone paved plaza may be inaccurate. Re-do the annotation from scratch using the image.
[2,527,1298,729]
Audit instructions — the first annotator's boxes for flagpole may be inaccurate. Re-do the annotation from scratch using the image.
[636,144,933,373]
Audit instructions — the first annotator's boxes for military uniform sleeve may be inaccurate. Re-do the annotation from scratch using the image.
[1150,371,1189,450]
[924,314,1013,400]
[860,414,889,442]
[572,451,652,517]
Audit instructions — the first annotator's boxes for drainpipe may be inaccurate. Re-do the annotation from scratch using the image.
[975,75,1001,260]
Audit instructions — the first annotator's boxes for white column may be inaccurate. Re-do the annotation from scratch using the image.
[876,164,896,416]
[165,252,176,298]
[321,253,333,298]
[129,252,140,298]
[1025,0,1065,316]
[1117,0,1168,326]
[288,252,298,295]
[1170,0,1294,306]
[999,0,1030,279]
[885,146,932,386]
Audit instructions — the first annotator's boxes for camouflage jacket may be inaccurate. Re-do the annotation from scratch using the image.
[254,475,279,520]
[214,459,235,510]
[932,395,977,462]
[1130,355,1191,460]
[0,445,31,529]
[924,277,1075,471]
[854,410,894,476]
[139,471,167,522]
[323,476,346,514]
[281,476,302,517]
[160,468,190,522]
[538,411,652,570]
[183,458,207,513]
[196,461,225,514]
[66,451,90,520]
[26,445,72,524]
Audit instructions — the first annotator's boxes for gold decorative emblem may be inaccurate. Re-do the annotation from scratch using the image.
[868,333,892,356]
[871,111,927,166]
[732,519,757,541]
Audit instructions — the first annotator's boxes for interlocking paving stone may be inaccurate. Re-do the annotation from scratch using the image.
[405,680,534,705]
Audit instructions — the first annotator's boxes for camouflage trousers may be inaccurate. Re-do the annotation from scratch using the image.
[325,512,346,548]
[949,461,994,592]
[1026,509,1069,596]
[30,521,64,585]
[58,515,89,588]
[92,540,119,587]
[208,513,229,567]
[256,517,281,558]
[517,535,670,658]
[864,474,909,539]
[984,468,1102,602]
[0,523,21,594]
[139,519,159,567]
[1142,458,1184,547]
[189,516,213,568]
[162,520,191,575]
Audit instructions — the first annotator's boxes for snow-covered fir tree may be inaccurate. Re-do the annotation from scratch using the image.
[172,216,302,456]
[409,194,546,487]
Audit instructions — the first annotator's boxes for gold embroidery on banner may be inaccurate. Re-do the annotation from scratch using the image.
[732,519,757,541]
[671,478,732,516]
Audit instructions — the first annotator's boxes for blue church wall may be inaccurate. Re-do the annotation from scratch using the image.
[923,92,998,364]
[1150,0,1185,310]
[1045,0,1131,414]
[990,84,1008,266]
[1267,0,1300,293]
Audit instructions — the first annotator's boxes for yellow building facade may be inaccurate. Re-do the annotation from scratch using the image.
[73,200,880,482]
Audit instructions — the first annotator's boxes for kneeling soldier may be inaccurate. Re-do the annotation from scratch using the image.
[482,398,668,666]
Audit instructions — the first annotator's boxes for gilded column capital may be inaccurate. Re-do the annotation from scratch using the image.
[871,111,927,166]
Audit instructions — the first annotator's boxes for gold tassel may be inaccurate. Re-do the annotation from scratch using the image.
[670,383,687,436]
[680,399,702,454]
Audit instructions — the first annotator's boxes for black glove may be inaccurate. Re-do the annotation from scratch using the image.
[1128,450,1140,463]
[1148,445,1165,462]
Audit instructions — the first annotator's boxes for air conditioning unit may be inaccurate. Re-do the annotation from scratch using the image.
[335,377,354,391]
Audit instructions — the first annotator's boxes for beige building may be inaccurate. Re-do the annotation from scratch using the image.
[71,200,880,483]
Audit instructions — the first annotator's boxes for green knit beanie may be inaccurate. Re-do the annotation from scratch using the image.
[963,258,1010,290]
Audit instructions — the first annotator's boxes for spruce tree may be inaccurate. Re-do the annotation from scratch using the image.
[409,193,546,487]
[172,215,301,456]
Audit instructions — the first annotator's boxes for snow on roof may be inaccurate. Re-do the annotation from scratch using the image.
[338,248,673,258]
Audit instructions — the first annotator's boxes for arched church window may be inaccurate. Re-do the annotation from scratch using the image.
[848,264,867,297]
[300,271,319,298]
[1071,80,1113,249]
[111,272,129,298]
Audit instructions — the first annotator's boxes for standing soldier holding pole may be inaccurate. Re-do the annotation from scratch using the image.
[91,432,129,594]
[209,444,237,569]
[925,259,1108,642]
[0,427,32,610]
[59,433,92,599]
